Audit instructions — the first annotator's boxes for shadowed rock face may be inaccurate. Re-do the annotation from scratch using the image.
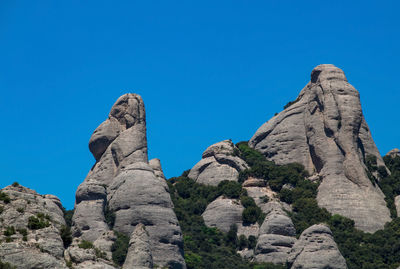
[72,93,186,268]
[249,64,391,233]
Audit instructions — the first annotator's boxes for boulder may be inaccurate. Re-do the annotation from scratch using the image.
[287,224,347,269]
[202,196,243,233]
[254,234,296,264]
[188,140,248,186]
[249,64,391,233]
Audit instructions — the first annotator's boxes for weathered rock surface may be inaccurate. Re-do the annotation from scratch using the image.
[0,184,68,269]
[395,196,400,217]
[123,223,153,269]
[149,158,169,191]
[249,64,391,232]
[188,140,248,186]
[202,196,243,233]
[387,148,400,158]
[255,234,296,264]
[254,200,296,264]
[72,93,186,268]
[287,224,347,269]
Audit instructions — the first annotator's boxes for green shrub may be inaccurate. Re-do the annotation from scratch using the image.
[0,192,11,204]
[27,215,50,230]
[248,235,257,249]
[240,196,256,208]
[104,204,115,229]
[4,226,15,236]
[17,228,27,236]
[365,154,378,172]
[242,207,262,225]
[169,174,276,268]
[60,225,72,248]
[94,247,107,259]
[11,182,19,187]
[0,206,3,214]
[283,99,298,109]
[218,181,243,199]
[0,258,15,269]
[16,208,24,213]
[111,231,129,266]
[78,240,94,249]
[238,235,248,250]
[63,209,74,227]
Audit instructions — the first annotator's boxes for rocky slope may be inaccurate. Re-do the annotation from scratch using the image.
[0,184,69,268]
[249,64,391,233]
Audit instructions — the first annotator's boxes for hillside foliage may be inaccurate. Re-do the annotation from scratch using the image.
[170,142,400,269]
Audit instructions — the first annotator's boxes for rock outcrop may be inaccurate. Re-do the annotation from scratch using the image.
[202,196,243,233]
[387,148,400,158]
[72,94,186,268]
[0,184,68,269]
[188,140,248,186]
[287,224,347,269]
[123,223,153,269]
[249,64,391,232]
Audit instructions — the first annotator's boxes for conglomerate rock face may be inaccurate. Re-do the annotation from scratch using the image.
[0,184,68,269]
[72,93,186,268]
[188,140,248,186]
[287,224,347,269]
[249,64,391,233]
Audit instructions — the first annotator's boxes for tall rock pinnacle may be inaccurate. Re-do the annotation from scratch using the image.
[249,64,391,233]
[72,93,186,268]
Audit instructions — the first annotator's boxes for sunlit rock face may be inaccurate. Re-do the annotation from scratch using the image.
[249,64,391,233]
[72,93,186,268]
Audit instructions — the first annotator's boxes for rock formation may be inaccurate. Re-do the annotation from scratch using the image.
[387,148,400,158]
[287,224,347,269]
[123,223,153,269]
[72,94,186,268]
[188,140,248,186]
[0,184,68,269]
[249,64,391,233]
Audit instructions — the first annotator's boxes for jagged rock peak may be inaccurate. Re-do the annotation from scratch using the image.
[89,93,147,161]
[72,93,186,268]
[310,64,347,83]
[249,64,391,232]
[387,148,400,158]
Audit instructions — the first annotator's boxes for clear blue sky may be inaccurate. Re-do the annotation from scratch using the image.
[1,1,399,209]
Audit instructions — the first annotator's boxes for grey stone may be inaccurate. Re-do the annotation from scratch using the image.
[254,234,296,264]
[249,64,391,233]
[395,195,400,217]
[387,148,400,158]
[123,223,153,269]
[188,140,248,186]
[108,162,185,268]
[149,158,169,191]
[202,196,244,233]
[0,185,68,269]
[259,213,296,237]
[287,224,347,269]
[72,94,186,268]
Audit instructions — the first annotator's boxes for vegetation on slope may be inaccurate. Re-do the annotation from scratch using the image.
[168,176,284,269]
[237,142,400,269]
